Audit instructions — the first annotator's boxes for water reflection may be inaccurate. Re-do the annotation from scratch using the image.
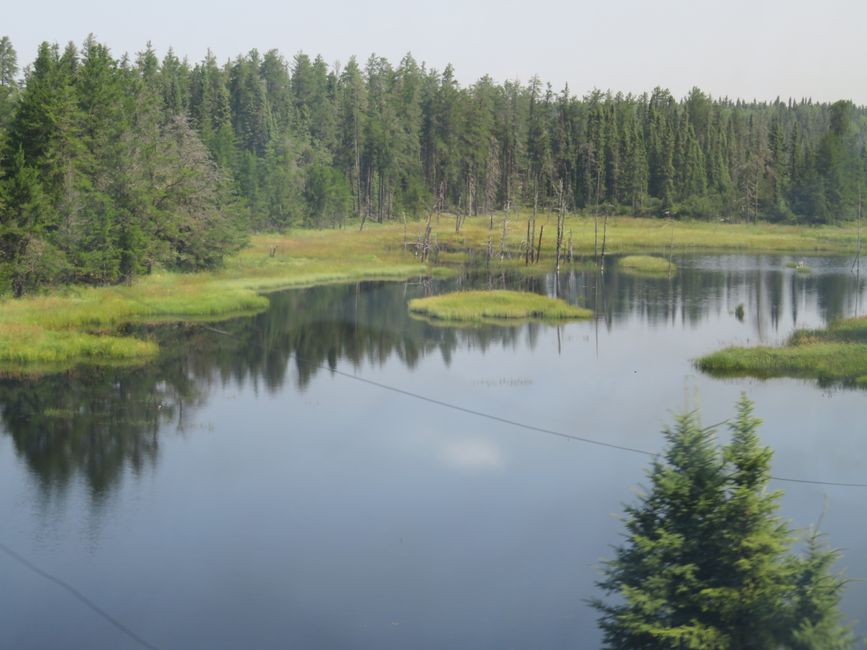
[0,284,524,500]
[0,255,864,503]
[0,338,206,500]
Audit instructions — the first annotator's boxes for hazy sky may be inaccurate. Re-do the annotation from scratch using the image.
[6,0,867,104]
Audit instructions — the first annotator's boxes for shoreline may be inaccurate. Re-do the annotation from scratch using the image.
[1,215,863,375]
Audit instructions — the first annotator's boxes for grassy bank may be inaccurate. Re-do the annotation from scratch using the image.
[618,255,676,275]
[0,227,428,372]
[408,290,592,324]
[696,316,867,386]
[2,214,863,374]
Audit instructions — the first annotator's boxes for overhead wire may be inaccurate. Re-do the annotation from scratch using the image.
[0,542,160,650]
[293,351,867,489]
[108,288,867,489]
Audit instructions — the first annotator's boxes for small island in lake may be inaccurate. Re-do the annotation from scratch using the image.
[696,315,867,387]
[408,290,592,324]
[618,255,676,275]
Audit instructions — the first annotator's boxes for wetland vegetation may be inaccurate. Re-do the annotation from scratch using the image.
[617,254,676,275]
[1,216,864,373]
[408,289,592,323]
[0,28,865,650]
[697,314,867,386]
[2,34,867,376]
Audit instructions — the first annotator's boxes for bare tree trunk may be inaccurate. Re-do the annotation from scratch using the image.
[555,178,565,272]
[594,165,601,267]
[858,187,863,275]
[525,218,531,265]
[536,225,544,264]
[600,213,609,271]
[354,108,361,217]
[531,179,539,262]
[423,216,433,262]
[754,159,759,224]
[486,204,493,266]
[668,218,675,277]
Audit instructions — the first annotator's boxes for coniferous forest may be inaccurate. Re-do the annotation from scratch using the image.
[1,35,867,294]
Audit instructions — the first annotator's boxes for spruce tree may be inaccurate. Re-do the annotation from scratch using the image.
[593,396,852,649]
[789,529,853,649]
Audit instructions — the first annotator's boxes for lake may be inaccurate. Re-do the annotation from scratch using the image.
[1,254,865,649]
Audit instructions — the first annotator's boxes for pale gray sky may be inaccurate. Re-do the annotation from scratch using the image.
[6,0,867,104]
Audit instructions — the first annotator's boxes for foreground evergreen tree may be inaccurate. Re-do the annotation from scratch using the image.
[593,396,852,649]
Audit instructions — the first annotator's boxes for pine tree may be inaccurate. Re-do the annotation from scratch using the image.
[0,36,18,134]
[593,396,853,649]
[789,529,853,649]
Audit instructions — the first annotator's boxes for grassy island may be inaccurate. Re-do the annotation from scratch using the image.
[618,255,676,275]
[785,260,812,273]
[696,315,867,386]
[408,290,592,324]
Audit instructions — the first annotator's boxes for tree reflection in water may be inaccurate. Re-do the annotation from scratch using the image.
[0,260,862,503]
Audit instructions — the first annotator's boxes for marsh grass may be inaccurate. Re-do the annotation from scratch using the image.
[618,255,676,275]
[3,213,863,373]
[0,226,427,372]
[0,324,158,365]
[785,261,812,273]
[408,290,592,324]
[696,315,867,386]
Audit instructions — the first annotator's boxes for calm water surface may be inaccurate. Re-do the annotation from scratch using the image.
[1,254,865,649]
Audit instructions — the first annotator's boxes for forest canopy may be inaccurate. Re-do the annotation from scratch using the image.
[1,35,866,294]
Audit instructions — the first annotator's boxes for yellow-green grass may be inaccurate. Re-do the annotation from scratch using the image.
[785,260,812,273]
[0,226,427,373]
[2,213,863,374]
[618,255,676,275]
[0,323,158,365]
[697,315,867,386]
[422,214,863,257]
[575,216,859,254]
[408,290,592,324]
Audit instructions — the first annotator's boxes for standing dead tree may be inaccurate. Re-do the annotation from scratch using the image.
[499,209,509,260]
[600,207,610,271]
[594,160,602,267]
[535,224,544,263]
[415,213,434,261]
[568,229,574,264]
[554,179,566,272]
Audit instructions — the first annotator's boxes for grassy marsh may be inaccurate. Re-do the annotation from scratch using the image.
[0,324,159,366]
[0,226,427,372]
[408,290,592,324]
[2,213,864,373]
[696,316,867,386]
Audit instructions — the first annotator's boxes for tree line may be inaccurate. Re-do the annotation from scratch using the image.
[2,35,866,294]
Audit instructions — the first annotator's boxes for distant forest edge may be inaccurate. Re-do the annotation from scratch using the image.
[1,35,866,295]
